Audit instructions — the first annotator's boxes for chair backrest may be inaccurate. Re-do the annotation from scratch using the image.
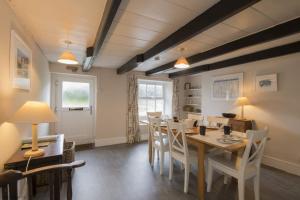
[0,160,86,200]
[167,121,188,157]
[188,114,204,126]
[148,117,163,144]
[0,170,23,200]
[239,127,268,172]
[207,116,229,127]
[147,112,162,120]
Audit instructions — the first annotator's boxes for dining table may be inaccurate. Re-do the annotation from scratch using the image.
[145,121,247,200]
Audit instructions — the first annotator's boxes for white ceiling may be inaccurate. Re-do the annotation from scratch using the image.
[6,0,107,63]
[6,0,300,74]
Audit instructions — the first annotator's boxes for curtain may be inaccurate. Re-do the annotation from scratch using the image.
[127,73,140,144]
[172,78,180,118]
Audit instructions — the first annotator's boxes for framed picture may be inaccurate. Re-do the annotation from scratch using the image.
[184,82,191,90]
[256,74,277,92]
[211,73,243,100]
[10,30,32,90]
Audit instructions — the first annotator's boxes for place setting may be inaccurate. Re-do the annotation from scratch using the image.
[217,126,244,144]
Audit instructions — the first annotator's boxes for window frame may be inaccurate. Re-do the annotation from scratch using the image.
[138,79,167,120]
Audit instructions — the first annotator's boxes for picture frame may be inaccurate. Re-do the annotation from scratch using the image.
[255,74,277,92]
[10,30,32,90]
[211,73,243,101]
[184,82,191,90]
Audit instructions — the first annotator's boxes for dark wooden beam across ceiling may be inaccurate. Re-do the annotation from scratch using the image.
[147,17,300,75]
[168,41,300,78]
[82,0,121,72]
[116,0,259,74]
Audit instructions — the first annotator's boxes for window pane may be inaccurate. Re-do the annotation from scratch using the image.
[147,99,155,112]
[147,84,155,98]
[156,99,164,112]
[62,81,90,108]
[155,85,163,97]
[138,99,147,117]
[138,84,146,97]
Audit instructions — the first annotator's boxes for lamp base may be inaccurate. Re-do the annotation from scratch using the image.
[24,148,45,158]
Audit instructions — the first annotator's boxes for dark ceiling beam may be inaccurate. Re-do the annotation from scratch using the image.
[147,17,300,75]
[116,0,259,74]
[82,0,121,72]
[169,41,300,78]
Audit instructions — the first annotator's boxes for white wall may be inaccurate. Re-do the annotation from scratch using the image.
[185,53,300,175]
[0,0,50,170]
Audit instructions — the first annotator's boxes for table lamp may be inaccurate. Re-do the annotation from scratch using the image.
[236,97,250,120]
[10,101,57,158]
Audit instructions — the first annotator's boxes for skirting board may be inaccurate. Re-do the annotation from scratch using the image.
[94,134,148,147]
[95,137,127,147]
[263,155,300,176]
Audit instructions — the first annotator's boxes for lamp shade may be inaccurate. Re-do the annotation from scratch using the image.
[174,56,190,69]
[10,101,57,124]
[236,97,250,106]
[57,51,78,65]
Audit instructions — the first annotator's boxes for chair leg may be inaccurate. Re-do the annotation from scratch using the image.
[151,147,155,167]
[238,178,245,200]
[254,172,260,200]
[207,163,213,192]
[67,169,73,200]
[159,150,164,175]
[169,157,173,181]
[184,162,190,193]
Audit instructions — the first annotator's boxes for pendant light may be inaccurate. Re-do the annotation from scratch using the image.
[57,40,79,65]
[174,48,190,69]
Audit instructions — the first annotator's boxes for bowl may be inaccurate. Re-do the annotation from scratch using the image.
[222,113,236,118]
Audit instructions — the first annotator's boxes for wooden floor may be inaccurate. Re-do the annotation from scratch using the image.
[35,142,300,200]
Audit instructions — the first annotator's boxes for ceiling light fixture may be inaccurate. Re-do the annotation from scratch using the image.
[57,40,79,65]
[174,48,190,69]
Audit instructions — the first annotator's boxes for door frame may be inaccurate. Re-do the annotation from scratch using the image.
[50,72,97,144]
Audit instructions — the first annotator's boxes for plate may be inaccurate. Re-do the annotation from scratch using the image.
[222,135,242,141]
[217,138,240,144]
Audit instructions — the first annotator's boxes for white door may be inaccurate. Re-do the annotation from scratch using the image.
[52,74,96,145]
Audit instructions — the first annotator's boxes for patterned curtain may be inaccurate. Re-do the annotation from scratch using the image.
[127,73,140,144]
[172,78,180,118]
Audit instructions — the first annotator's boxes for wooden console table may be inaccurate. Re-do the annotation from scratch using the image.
[229,119,253,133]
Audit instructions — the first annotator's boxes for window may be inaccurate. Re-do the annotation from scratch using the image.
[62,81,90,108]
[138,79,172,120]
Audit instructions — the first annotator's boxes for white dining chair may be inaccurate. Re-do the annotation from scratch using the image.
[206,127,268,200]
[147,112,162,119]
[149,117,169,175]
[188,113,204,126]
[207,116,229,128]
[167,121,197,193]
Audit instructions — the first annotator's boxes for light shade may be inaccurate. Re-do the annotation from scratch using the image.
[174,56,190,69]
[57,51,79,65]
[10,101,57,124]
[236,97,250,106]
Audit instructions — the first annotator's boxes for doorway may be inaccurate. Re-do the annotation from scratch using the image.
[51,73,96,145]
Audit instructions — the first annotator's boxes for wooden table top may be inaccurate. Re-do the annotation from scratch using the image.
[161,126,247,152]
[4,134,64,170]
